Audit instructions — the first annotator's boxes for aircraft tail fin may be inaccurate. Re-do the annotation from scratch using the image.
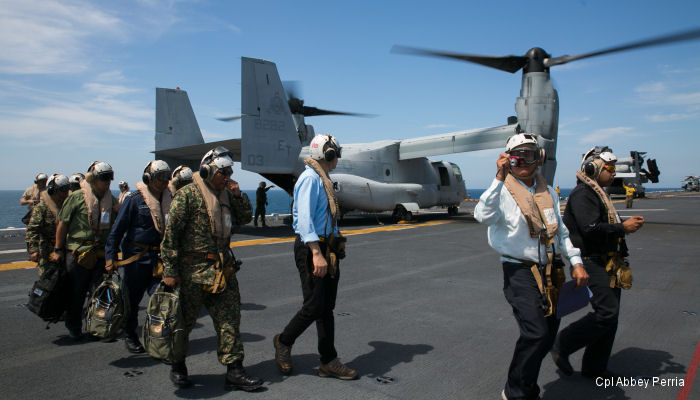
[241,57,302,174]
[155,88,204,151]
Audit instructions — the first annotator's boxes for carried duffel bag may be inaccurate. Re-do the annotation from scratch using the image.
[26,261,69,326]
[143,283,187,362]
[85,273,129,340]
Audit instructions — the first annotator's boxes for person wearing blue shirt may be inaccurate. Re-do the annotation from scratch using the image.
[273,134,357,380]
[105,160,172,354]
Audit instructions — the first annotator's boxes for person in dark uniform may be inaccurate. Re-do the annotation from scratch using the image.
[105,160,172,353]
[551,146,644,379]
[254,182,274,227]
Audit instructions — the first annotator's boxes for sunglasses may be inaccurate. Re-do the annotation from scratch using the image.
[602,164,616,173]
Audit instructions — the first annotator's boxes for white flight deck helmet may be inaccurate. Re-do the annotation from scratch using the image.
[142,159,171,184]
[46,174,70,195]
[86,161,114,183]
[69,173,84,190]
[309,134,342,162]
[200,146,234,181]
[581,146,617,179]
[35,173,48,183]
[118,181,128,190]
[505,133,539,152]
[172,165,193,183]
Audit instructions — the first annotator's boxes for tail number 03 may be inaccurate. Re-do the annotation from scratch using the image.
[247,155,264,166]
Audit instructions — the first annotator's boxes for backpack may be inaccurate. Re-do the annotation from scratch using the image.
[26,262,69,326]
[85,273,129,340]
[143,283,187,362]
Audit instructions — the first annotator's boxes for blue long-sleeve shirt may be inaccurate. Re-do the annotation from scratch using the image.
[105,191,162,265]
[293,165,339,244]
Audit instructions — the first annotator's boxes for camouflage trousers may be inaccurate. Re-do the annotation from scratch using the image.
[180,274,243,365]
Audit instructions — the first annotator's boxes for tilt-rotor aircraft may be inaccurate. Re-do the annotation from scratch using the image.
[154,28,700,220]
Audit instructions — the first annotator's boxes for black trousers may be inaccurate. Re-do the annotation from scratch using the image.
[279,236,339,364]
[65,254,105,332]
[254,204,266,225]
[502,262,560,400]
[556,257,621,374]
[122,261,159,338]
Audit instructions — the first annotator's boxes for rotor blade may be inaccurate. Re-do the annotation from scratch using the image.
[301,106,375,118]
[216,115,243,122]
[546,27,700,67]
[392,45,527,73]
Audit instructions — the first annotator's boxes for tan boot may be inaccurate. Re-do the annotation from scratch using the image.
[318,358,358,380]
[273,334,292,374]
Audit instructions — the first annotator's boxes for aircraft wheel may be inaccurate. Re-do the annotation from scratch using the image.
[447,206,458,216]
[393,205,410,223]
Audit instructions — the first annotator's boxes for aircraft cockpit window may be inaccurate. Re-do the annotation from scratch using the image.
[438,167,450,186]
[385,169,391,176]
[452,165,463,182]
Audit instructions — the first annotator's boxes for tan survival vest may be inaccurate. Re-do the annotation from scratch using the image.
[80,180,114,234]
[576,170,631,289]
[303,158,344,278]
[135,182,172,236]
[504,172,563,317]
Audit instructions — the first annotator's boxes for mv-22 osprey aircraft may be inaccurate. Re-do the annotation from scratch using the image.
[154,28,700,220]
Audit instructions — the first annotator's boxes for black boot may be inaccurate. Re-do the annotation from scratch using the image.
[170,360,192,388]
[225,360,263,391]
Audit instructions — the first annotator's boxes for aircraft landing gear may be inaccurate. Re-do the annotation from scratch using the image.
[447,206,459,216]
[392,205,412,223]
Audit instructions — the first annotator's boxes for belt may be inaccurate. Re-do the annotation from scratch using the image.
[183,251,221,261]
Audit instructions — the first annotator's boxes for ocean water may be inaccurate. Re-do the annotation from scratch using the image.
[0,187,679,229]
[0,189,293,229]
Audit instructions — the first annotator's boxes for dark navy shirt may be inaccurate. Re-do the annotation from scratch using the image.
[105,191,162,265]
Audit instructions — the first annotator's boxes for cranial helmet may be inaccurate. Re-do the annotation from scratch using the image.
[142,159,171,184]
[309,134,342,162]
[172,165,193,183]
[47,174,70,195]
[118,181,128,189]
[200,146,234,180]
[85,161,114,183]
[505,133,545,167]
[581,146,617,179]
[35,173,48,183]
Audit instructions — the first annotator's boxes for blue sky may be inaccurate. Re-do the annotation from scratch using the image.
[1,0,699,190]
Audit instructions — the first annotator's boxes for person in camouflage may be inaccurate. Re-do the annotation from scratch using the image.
[26,174,70,276]
[160,146,262,391]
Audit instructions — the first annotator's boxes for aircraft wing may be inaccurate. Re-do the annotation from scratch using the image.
[154,139,242,163]
[398,124,516,160]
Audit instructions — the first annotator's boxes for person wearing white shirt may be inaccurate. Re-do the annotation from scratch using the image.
[474,133,588,400]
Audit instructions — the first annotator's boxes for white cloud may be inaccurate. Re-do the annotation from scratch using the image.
[635,82,666,93]
[645,112,700,122]
[578,126,638,144]
[0,0,125,74]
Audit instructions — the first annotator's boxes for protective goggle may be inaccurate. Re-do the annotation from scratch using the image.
[153,171,170,182]
[216,167,233,178]
[507,149,539,166]
[602,164,616,173]
[96,171,114,182]
[57,185,70,192]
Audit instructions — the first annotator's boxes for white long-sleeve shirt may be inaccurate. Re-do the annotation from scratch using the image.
[474,177,582,266]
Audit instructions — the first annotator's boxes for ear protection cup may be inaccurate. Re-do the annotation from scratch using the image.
[584,162,595,177]
[324,148,336,162]
[199,164,213,180]
[142,161,153,184]
[85,172,95,183]
[537,148,546,166]
[47,185,55,196]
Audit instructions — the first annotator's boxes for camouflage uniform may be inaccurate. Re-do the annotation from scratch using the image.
[161,183,252,364]
[25,201,57,276]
